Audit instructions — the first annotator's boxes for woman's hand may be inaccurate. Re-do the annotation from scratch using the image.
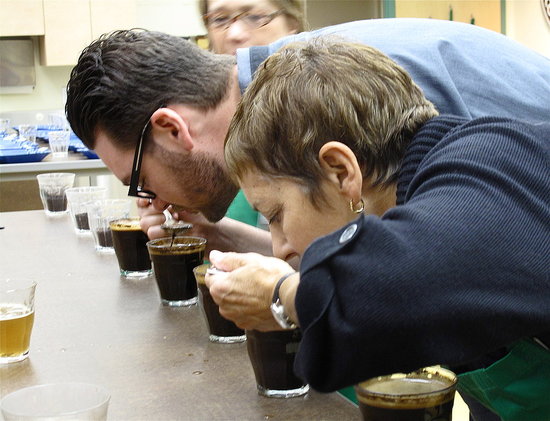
[206,250,297,331]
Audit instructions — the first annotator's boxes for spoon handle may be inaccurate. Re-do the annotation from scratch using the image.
[163,208,174,224]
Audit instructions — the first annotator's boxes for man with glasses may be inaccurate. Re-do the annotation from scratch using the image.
[66,19,550,255]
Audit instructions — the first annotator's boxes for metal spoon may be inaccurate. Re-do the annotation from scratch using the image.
[161,208,193,237]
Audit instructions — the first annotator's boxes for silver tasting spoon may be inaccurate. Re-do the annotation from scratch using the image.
[161,208,193,236]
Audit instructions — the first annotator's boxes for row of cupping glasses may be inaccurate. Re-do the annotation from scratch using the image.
[33,173,312,401]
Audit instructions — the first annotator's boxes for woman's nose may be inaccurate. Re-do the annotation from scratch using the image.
[271,231,297,263]
[225,20,249,42]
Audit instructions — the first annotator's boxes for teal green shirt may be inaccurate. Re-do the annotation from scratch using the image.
[225,190,258,227]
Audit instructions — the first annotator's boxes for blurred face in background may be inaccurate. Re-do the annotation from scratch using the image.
[204,0,300,55]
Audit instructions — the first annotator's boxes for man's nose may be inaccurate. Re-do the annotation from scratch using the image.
[151,198,170,211]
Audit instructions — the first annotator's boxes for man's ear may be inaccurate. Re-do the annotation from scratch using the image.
[318,141,363,199]
[149,107,193,152]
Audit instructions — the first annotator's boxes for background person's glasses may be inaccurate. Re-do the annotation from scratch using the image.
[203,10,283,30]
[128,117,156,199]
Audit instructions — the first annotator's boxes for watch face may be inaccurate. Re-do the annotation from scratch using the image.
[270,302,295,329]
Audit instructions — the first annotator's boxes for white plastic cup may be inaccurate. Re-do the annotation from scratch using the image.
[0,382,110,420]
[48,130,70,158]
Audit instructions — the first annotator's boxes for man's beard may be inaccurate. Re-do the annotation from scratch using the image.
[162,148,239,222]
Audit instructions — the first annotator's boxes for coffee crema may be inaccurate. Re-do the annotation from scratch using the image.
[355,366,457,421]
[110,218,152,277]
[147,236,206,306]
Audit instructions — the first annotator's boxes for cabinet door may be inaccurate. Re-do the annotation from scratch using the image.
[0,0,45,36]
[40,0,92,66]
[90,0,137,39]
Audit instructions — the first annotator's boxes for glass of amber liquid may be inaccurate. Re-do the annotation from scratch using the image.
[0,279,36,363]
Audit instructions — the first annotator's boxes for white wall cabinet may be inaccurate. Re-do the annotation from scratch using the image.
[90,0,136,40]
[0,0,45,36]
[39,0,92,66]
[0,0,202,66]
[39,0,137,66]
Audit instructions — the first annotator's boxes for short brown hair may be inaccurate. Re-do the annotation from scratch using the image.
[225,37,438,205]
[199,0,306,32]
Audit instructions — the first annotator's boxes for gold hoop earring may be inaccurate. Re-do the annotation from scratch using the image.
[349,198,364,214]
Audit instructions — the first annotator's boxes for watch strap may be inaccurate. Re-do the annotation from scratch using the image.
[272,272,297,304]
[271,272,297,329]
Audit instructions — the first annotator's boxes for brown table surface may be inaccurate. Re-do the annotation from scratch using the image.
[0,210,360,420]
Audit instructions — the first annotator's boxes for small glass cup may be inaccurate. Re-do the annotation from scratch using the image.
[0,279,37,364]
[36,173,75,216]
[0,382,110,421]
[87,199,132,254]
[193,263,246,343]
[18,124,37,143]
[354,366,458,421]
[147,236,206,307]
[0,118,11,138]
[48,112,69,130]
[48,130,70,158]
[110,217,152,279]
[65,186,108,235]
[246,329,309,398]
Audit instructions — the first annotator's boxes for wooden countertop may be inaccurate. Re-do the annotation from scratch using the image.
[0,210,360,420]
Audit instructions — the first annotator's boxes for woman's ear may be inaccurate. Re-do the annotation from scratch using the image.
[318,141,363,199]
[149,107,193,152]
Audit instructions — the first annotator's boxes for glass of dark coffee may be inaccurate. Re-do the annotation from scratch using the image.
[193,264,246,343]
[86,199,131,254]
[147,236,206,307]
[66,187,108,235]
[246,329,309,398]
[110,217,152,279]
[354,366,457,421]
[36,173,75,217]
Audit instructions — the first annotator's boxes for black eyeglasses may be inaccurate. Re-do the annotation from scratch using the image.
[128,115,156,199]
[203,10,283,30]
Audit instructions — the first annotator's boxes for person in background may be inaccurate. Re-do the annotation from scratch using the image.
[65,19,550,257]
[137,0,306,243]
[207,38,550,421]
[199,0,305,55]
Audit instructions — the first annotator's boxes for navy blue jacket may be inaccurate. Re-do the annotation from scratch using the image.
[295,116,550,392]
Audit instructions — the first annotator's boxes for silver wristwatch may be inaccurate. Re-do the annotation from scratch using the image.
[270,272,297,330]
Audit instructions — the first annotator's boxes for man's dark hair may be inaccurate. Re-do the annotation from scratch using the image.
[66,29,235,149]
